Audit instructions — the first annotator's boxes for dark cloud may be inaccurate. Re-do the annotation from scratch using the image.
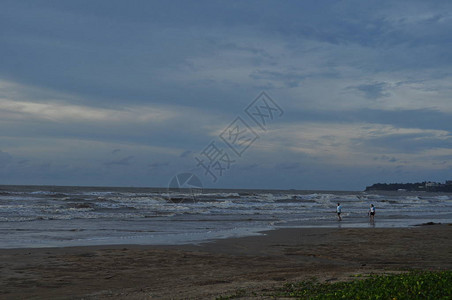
[179,150,192,158]
[103,156,134,167]
[1,0,450,108]
[356,132,452,154]
[249,70,307,88]
[148,162,170,169]
[373,155,398,163]
[17,159,29,165]
[282,108,452,132]
[347,82,390,100]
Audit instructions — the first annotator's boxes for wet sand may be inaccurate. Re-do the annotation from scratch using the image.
[0,225,451,299]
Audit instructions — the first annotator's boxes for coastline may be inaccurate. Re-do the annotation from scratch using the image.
[1,224,451,299]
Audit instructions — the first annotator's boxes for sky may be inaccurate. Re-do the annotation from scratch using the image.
[0,0,451,190]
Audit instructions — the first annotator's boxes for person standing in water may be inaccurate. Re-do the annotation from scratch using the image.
[369,204,375,222]
[336,203,342,221]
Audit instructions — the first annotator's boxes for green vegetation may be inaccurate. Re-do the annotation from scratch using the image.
[274,271,452,299]
[215,289,247,299]
[216,271,452,299]
[365,181,452,192]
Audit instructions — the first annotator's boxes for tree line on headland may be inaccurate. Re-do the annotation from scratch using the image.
[365,181,452,192]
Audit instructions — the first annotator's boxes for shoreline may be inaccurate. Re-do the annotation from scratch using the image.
[0,222,449,251]
[1,225,451,299]
[1,222,449,251]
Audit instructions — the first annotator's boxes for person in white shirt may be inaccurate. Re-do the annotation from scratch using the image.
[369,204,375,222]
[336,203,342,221]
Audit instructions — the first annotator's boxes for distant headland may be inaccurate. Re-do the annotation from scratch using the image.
[365,180,452,192]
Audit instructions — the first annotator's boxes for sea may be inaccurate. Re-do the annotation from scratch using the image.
[1,185,451,249]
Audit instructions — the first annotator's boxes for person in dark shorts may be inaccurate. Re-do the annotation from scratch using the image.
[369,204,375,222]
[336,203,342,221]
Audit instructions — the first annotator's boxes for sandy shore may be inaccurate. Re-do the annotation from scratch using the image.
[1,225,451,299]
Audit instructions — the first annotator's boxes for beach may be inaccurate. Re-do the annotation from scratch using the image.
[3,0,452,298]
[1,224,450,299]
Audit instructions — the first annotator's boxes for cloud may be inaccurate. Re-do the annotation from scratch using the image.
[103,156,134,167]
[249,70,307,88]
[148,162,170,169]
[238,163,259,171]
[347,82,390,100]
[357,131,452,154]
[0,150,12,166]
[0,97,178,124]
[276,162,302,170]
[260,121,451,170]
[373,155,398,163]
[179,150,192,158]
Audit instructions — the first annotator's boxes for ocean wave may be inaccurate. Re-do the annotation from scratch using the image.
[432,195,451,201]
[197,192,241,199]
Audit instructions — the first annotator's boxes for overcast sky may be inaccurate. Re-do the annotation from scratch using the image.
[1,0,451,190]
